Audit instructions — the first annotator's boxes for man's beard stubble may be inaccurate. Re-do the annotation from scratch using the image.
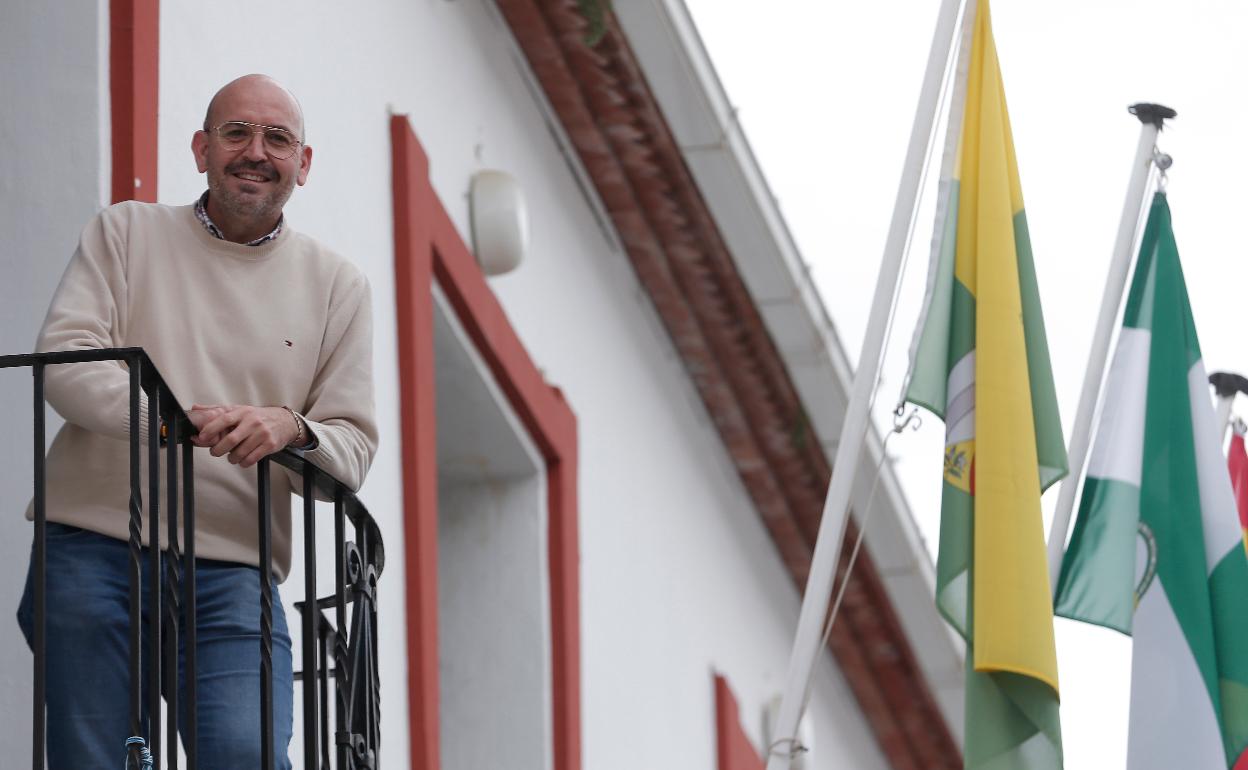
[209,158,295,222]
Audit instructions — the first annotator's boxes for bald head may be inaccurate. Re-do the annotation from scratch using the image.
[192,74,313,242]
[203,74,305,141]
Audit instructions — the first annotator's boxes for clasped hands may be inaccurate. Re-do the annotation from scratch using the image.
[186,404,300,469]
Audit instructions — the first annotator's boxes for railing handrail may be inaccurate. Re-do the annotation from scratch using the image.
[271,448,385,577]
[4,346,384,572]
[14,345,384,769]
[0,346,189,424]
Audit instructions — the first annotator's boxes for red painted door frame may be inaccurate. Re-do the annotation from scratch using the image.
[716,675,765,770]
[391,115,581,770]
[109,0,159,203]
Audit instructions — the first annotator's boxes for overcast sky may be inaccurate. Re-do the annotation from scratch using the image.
[682,0,1248,767]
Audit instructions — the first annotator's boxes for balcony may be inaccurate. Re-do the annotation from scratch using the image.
[5,347,382,770]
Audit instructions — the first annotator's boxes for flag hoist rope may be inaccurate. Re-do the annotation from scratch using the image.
[779,0,965,735]
[764,0,968,766]
[1044,103,1176,598]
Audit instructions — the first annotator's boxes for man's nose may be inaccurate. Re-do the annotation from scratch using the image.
[241,131,268,161]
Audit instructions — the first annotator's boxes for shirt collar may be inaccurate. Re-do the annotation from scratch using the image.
[194,191,284,246]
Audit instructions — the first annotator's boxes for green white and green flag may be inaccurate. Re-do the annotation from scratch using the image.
[904,0,1067,767]
[1055,193,1248,769]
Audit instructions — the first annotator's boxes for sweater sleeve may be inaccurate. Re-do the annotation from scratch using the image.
[37,207,152,441]
[289,269,378,494]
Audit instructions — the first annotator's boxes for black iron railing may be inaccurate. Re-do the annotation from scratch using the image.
[4,347,382,770]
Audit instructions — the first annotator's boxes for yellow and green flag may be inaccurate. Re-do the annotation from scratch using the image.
[905,1,1067,766]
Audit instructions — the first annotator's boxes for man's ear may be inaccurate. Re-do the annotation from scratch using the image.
[192,130,209,173]
[296,144,313,186]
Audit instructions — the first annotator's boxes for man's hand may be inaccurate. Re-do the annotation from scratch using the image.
[187,404,300,468]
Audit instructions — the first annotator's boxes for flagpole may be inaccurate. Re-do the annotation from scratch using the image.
[1046,103,1175,598]
[1209,371,1248,443]
[1218,396,1235,440]
[764,0,965,766]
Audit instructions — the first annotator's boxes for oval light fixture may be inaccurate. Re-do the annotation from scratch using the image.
[469,170,529,276]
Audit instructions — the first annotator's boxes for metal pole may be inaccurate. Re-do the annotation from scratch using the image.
[1209,371,1248,446]
[1218,395,1235,443]
[31,364,46,770]
[164,411,180,770]
[334,491,348,770]
[301,469,318,770]
[258,458,275,770]
[1046,103,1175,597]
[764,0,965,765]
[318,625,330,769]
[128,358,144,742]
[182,436,197,769]
[147,382,162,768]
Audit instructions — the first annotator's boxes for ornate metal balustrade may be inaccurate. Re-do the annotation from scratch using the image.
[3,347,382,770]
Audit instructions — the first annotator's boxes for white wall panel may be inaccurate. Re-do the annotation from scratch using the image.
[0,0,108,763]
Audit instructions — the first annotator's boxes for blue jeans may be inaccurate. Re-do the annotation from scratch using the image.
[17,523,293,770]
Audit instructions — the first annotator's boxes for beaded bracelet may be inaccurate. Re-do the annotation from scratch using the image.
[280,405,306,447]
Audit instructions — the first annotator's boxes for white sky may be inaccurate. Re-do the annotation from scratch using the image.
[682,0,1248,767]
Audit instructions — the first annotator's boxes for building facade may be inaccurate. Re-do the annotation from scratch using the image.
[0,1,963,768]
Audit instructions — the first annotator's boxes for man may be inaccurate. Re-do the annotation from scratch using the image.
[17,74,377,769]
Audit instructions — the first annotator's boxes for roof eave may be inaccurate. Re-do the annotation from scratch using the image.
[493,1,965,765]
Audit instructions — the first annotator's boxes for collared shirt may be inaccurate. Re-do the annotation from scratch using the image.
[193,191,315,450]
[194,191,283,246]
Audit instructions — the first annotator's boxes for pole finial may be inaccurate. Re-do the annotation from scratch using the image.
[1210,371,1248,399]
[1129,103,1177,130]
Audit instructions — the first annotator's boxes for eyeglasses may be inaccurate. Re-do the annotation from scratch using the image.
[210,121,302,159]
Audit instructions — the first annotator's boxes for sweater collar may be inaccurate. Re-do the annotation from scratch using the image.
[194,190,284,246]
[182,202,291,262]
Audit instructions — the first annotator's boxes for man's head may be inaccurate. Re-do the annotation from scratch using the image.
[192,75,312,237]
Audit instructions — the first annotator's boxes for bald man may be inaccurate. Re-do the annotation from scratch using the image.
[18,75,377,769]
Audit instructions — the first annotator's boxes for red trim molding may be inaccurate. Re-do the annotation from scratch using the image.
[493,2,960,768]
[391,116,581,770]
[715,675,764,770]
[109,0,159,203]
[391,117,440,770]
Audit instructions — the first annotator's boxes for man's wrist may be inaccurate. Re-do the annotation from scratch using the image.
[280,405,306,447]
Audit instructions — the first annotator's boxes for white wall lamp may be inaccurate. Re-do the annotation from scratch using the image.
[469,170,529,276]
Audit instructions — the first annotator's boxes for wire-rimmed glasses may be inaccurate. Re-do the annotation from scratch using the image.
[210,121,302,159]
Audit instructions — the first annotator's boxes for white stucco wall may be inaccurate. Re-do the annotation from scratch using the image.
[0,1,910,768]
[0,0,109,761]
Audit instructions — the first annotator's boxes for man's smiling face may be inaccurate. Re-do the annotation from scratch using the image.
[192,76,312,231]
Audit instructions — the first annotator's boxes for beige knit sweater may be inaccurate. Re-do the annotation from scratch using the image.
[32,201,378,580]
